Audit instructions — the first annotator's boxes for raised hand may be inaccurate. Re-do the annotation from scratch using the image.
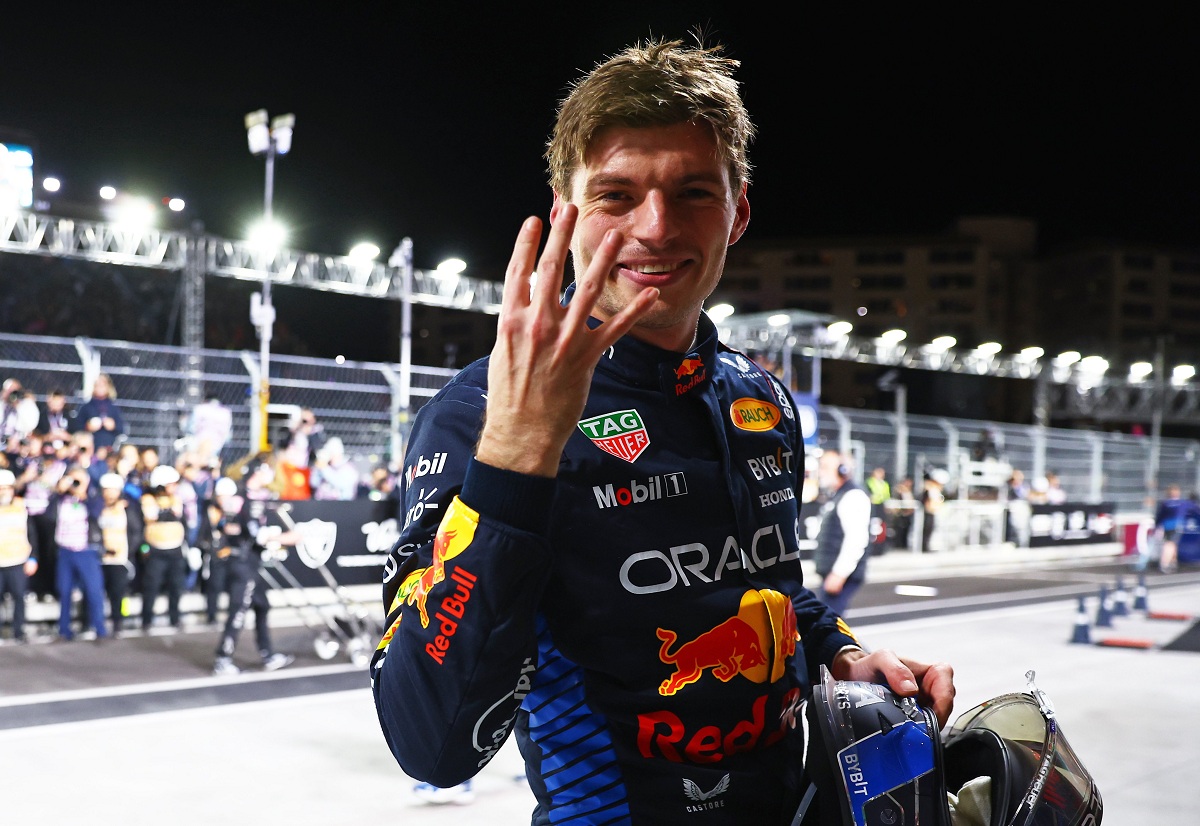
[475,205,658,477]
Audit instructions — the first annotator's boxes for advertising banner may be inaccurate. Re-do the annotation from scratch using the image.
[1027,502,1116,547]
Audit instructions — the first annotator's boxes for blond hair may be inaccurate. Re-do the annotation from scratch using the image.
[546,37,754,198]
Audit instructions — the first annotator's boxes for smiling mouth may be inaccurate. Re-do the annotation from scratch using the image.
[619,260,690,283]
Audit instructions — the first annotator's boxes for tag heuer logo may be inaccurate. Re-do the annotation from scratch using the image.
[578,408,650,463]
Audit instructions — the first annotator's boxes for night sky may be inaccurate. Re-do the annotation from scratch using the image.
[4,5,1196,280]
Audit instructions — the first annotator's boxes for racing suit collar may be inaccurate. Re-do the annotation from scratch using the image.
[561,284,719,396]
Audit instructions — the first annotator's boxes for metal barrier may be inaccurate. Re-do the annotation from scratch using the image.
[0,331,456,470]
[3,329,1194,519]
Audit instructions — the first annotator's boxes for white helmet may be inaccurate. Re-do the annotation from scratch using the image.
[214,476,238,498]
[100,473,125,491]
[149,465,181,489]
[0,469,15,487]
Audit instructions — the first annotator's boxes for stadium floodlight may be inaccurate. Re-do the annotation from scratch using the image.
[975,341,1003,356]
[1055,350,1081,366]
[112,196,157,231]
[1078,355,1108,374]
[879,329,907,345]
[1129,361,1153,382]
[349,242,380,261]
[167,197,185,212]
[707,302,735,322]
[247,218,287,251]
[42,177,61,193]
[244,109,271,155]
[1019,346,1044,360]
[825,320,853,338]
[927,335,957,352]
[99,186,117,200]
[1172,364,1195,385]
[244,108,296,452]
[767,313,791,327]
[436,257,467,275]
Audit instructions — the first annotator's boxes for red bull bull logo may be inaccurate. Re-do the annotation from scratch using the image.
[656,618,766,696]
[655,589,796,696]
[674,357,703,380]
[398,497,479,630]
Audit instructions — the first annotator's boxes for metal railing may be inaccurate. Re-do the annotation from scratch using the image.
[4,329,1193,520]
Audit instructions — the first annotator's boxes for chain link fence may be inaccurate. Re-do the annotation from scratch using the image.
[4,329,1195,517]
[0,331,457,472]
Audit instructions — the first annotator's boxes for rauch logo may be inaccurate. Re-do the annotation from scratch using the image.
[729,398,780,432]
[578,408,650,463]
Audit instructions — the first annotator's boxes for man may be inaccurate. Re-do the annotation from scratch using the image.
[865,465,891,553]
[813,451,872,616]
[371,38,954,824]
[211,459,296,675]
[1153,483,1190,573]
[71,373,125,453]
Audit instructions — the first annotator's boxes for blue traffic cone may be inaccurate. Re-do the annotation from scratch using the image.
[1094,585,1114,628]
[1070,597,1092,644]
[1112,576,1130,617]
[1132,573,1149,612]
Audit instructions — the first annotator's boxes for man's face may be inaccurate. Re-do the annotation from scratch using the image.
[554,121,750,352]
[48,395,65,412]
[818,453,843,489]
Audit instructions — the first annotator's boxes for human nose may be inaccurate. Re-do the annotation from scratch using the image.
[629,191,679,247]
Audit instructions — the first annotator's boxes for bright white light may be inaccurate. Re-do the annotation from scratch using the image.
[928,335,957,352]
[767,313,791,327]
[271,113,295,155]
[826,320,853,338]
[167,198,185,212]
[1172,364,1195,384]
[245,109,270,155]
[436,258,467,275]
[247,218,287,251]
[856,306,868,317]
[1055,351,1081,366]
[1078,355,1109,373]
[349,242,380,261]
[879,329,907,345]
[99,186,117,200]
[1129,362,1153,381]
[111,197,156,231]
[42,177,61,192]
[975,341,1003,356]
[1019,346,1045,360]
[335,355,346,365]
[707,303,735,322]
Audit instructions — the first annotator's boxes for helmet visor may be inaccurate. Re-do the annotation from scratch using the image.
[946,676,1102,826]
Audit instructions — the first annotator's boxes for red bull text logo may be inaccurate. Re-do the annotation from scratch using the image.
[578,408,650,463]
[730,398,781,432]
[396,498,479,664]
[637,689,802,764]
[673,357,706,396]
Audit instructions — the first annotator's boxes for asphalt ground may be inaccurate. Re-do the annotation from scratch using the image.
[1,545,1198,824]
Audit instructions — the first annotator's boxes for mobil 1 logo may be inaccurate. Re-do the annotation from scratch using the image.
[594,472,688,509]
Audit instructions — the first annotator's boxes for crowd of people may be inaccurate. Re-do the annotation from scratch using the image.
[0,374,401,655]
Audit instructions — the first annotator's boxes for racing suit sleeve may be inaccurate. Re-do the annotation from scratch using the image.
[371,389,557,788]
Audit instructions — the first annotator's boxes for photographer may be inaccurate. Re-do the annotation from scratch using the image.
[48,467,108,641]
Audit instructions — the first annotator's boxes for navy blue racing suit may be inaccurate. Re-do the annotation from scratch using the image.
[371,311,860,824]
